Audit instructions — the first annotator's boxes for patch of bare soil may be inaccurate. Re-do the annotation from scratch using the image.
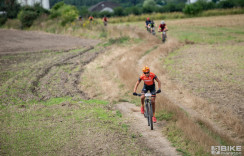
[0,29,100,54]
[115,102,179,156]
[0,29,102,104]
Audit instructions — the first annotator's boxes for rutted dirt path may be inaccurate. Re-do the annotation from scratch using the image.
[115,102,178,156]
[0,29,101,103]
[1,29,179,155]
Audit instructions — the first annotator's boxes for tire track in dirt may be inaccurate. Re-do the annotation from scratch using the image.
[80,38,182,155]
[115,102,179,156]
[30,46,102,100]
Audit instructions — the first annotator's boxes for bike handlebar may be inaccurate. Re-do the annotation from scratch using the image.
[134,92,160,97]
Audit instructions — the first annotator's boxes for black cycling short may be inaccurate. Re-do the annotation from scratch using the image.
[141,84,156,96]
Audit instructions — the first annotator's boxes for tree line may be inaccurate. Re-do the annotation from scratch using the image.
[0,0,244,27]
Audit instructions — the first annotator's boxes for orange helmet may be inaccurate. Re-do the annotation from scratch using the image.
[142,66,150,73]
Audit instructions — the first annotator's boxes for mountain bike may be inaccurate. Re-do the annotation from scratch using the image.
[159,30,168,43]
[135,93,157,130]
[104,21,107,26]
[151,27,156,35]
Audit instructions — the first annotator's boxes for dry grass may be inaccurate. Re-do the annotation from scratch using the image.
[79,26,219,154]
[80,15,244,155]
[166,14,244,27]
[163,15,244,144]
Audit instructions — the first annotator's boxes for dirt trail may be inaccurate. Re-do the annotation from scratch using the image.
[81,22,243,152]
[115,102,179,156]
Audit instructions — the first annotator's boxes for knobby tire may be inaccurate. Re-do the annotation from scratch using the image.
[145,101,150,126]
[149,103,153,130]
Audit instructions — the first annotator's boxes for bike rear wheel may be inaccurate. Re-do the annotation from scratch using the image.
[149,103,153,130]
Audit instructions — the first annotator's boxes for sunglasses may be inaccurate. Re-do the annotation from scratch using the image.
[144,72,150,74]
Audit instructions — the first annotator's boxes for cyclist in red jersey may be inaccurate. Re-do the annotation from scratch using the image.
[103,16,108,26]
[133,66,161,123]
[158,20,168,32]
[88,15,94,22]
[103,16,107,22]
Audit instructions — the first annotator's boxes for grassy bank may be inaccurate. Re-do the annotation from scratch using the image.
[0,97,149,155]
[160,13,244,151]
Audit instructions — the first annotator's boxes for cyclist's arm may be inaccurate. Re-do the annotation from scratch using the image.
[155,77,161,90]
[134,80,141,92]
[158,25,161,31]
[164,25,168,31]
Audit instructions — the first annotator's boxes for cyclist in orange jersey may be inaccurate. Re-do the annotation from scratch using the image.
[133,66,161,123]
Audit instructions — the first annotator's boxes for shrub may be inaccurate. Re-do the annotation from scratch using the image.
[142,6,156,13]
[0,0,21,19]
[183,3,203,15]
[50,2,79,26]
[52,1,65,11]
[196,0,216,10]
[18,9,38,27]
[99,11,112,18]
[0,15,7,26]
[33,3,49,15]
[60,5,79,26]
[131,6,142,15]
[114,7,124,17]
[17,4,49,28]
[143,0,157,13]
[78,6,89,17]
[217,0,235,9]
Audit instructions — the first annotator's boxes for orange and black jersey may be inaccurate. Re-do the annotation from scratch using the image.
[139,72,157,86]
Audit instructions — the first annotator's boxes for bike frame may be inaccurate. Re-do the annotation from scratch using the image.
[144,93,154,130]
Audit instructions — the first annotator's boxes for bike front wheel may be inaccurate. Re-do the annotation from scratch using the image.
[145,102,150,126]
[149,103,153,130]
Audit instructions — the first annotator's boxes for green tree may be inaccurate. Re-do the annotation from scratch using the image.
[50,2,79,25]
[0,0,21,19]
[143,0,157,8]
[217,0,235,8]
[114,7,124,16]
[143,0,157,13]
[183,2,203,15]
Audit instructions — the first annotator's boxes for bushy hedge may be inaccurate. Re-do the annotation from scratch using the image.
[50,2,79,26]
[0,0,20,25]
[0,0,21,19]
[0,15,7,26]
[18,8,38,27]
[183,3,203,15]
[183,0,244,15]
[17,4,49,28]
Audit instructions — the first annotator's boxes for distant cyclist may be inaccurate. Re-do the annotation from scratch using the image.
[149,20,156,34]
[158,20,168,33]
[145,17,151,32]
[103,16,108,26]
[89,15,94,22]
[133,66,161,123]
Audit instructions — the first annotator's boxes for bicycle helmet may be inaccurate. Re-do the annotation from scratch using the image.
[142,66,150,73]
[161,20,165,24]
